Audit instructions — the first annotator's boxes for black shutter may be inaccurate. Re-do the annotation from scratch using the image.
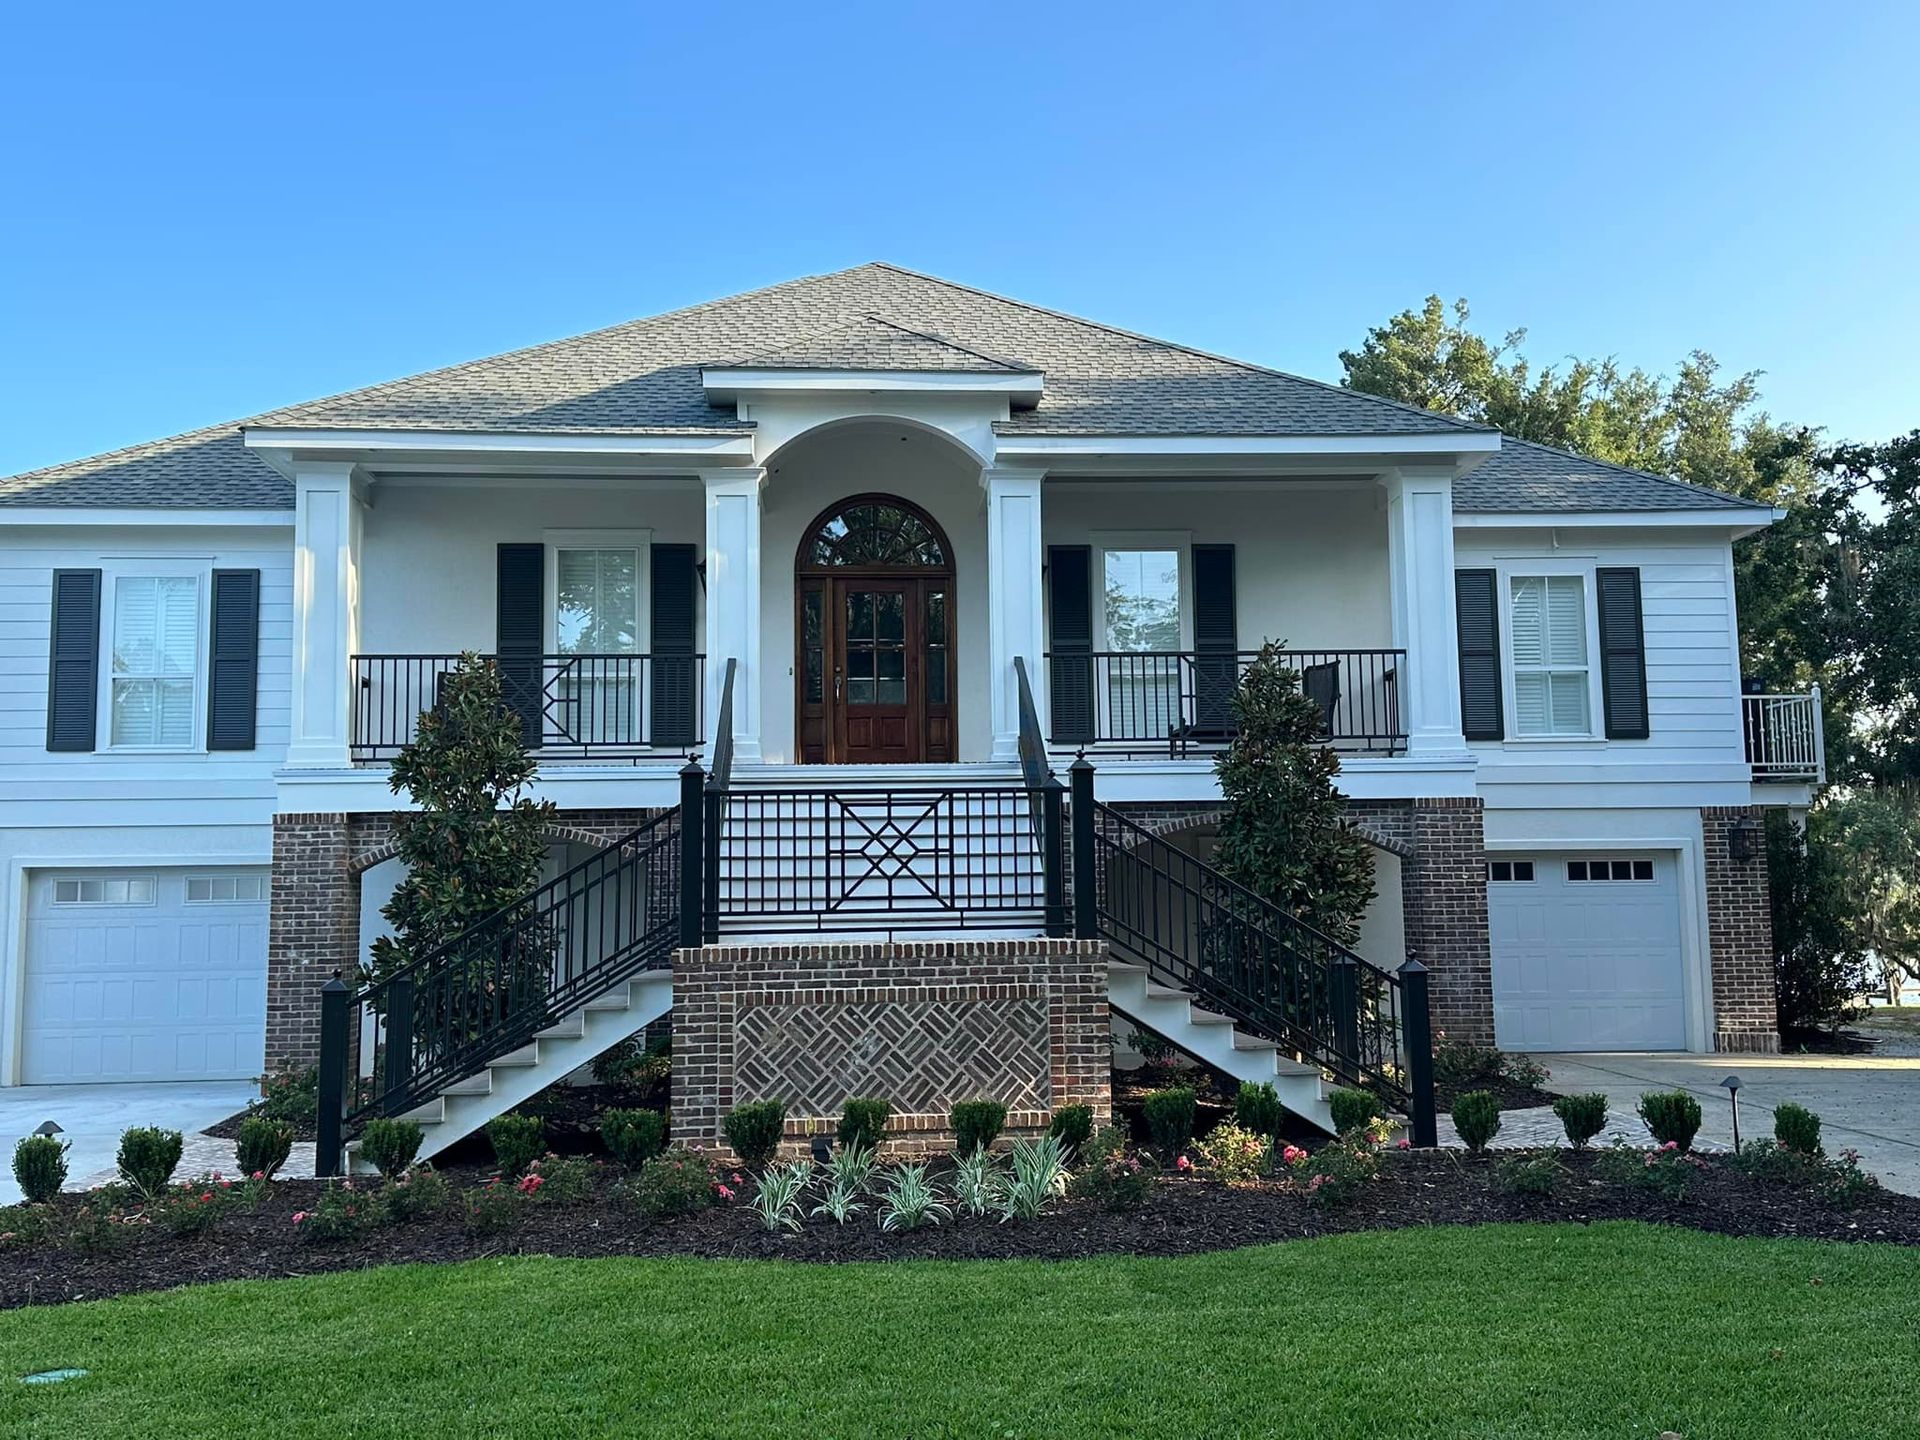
[207,569,260,751]
[1454,569,1503,742]
[1192,544,1238,734]
[1596,566,1650,740]
[649,543,697,747]
[46,569,100,752]
[496,543,545,748]
[1046,546,1095,744]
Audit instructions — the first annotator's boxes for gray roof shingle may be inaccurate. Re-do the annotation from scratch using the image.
[1453,438,1766,513]
[719,313,1034,373]
[0,262,1762,517]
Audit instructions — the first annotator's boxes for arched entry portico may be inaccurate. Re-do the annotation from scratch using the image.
[794,494,957,763]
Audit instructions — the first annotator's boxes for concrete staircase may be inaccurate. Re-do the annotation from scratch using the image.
[349,969,673,1172]
[1107,959,1336,1135]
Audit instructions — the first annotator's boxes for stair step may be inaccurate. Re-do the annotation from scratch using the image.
[443,1074,493,1097]
[1273,1058,1320,1078]
[1231,1035,1279,1052]
[1106,961,1149,977]
[491,1044,540,1069]
[583,991,634,1013]
[1187,1011,1235,1027]
[536,1019,585,1041]
[1142,985,1190,1003]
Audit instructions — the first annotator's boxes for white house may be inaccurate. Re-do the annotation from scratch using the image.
[0,265,1819,1148]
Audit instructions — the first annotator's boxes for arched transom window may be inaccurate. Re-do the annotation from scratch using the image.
[802,499,948,570]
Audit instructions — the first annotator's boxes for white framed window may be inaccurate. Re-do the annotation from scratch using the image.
[185,873,269,904]
[1507,573,1593,737]
[106,572,204,749]
[1092,533,1190,741]
[52,875,157,906]
[545,531,650,748]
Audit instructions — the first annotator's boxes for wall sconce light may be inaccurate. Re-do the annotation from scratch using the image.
[1727,815,1760,865]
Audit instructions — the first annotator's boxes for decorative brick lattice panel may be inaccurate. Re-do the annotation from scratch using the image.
[736,995,1050,1117]
[1703,805,1779,1053]
[675,939,1111,1158]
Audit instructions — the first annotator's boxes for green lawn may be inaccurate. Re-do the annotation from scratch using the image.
[1,1223,1914,1438]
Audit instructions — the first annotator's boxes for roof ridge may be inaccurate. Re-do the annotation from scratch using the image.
[1496,435,1766,508]
[862,261,1491,434]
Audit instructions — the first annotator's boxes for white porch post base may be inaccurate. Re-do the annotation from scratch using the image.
[703,467,765,765]
[285,462,362,770]
[983,465,1047,762]
[1386,466,1470,759]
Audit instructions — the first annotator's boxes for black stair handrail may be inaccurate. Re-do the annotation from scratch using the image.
[1080,791,1427,1118]
[1013,657,1068,935]
[707,657,738,794]
[322,806,682,1160]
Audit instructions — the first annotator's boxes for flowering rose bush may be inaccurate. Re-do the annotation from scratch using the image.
[1284,1137,1380,1208]
[293,1181,368,1243]
[1195,1122,1269,1185]
[1067,1126,1154,1212]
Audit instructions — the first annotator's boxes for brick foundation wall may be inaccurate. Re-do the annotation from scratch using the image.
[1703,805,1780,1053]
[267,814,358,1072]
[1400,798,1493,1045]
[673,939,1112,1159]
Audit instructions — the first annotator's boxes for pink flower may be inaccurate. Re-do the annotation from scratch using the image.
[1175,1155,1191,1172]
[1281,1145,1307,1166]
[731,1172,744,1184]
[716,1183,735,1201]
[517,1173,545,1196]
[1660,1141,1678,1152]
[200,1192,214,1203]
[1396,1138,1412,1151]
[1308,1174,1327,1190]
[250,1170,265,1182]
[291,1211,308,1225]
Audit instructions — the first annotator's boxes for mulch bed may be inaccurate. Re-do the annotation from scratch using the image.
[5,1150,1915,1312]
[1436,1076,1561,1112]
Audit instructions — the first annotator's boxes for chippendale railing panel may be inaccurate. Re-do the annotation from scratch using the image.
[712,785,1049,933]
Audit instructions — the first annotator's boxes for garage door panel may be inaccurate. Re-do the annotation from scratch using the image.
[1492,854,1686,1052]
[22,868,268,1085]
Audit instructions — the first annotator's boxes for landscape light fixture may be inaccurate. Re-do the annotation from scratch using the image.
[1722,1075,1743,1150]
[32,1120,62,1138]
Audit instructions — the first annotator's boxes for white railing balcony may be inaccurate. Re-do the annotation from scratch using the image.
[1743,686,1825,784]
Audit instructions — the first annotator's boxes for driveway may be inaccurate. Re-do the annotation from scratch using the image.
[1536,1051,1920,1197]
[0,1080,256,1204]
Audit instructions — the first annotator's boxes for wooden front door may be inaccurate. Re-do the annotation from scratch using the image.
[796,495,957,764]
[835,580,915,763]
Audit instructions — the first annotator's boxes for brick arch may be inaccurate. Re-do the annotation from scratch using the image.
[347,823,613,876]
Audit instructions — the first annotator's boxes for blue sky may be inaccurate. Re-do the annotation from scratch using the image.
[2,2,1915,476]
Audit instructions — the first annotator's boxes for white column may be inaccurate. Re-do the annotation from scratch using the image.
[702,467,765,764]
[1385,466,1468,758]
[983,465,1047,762]
[286,461,363,769]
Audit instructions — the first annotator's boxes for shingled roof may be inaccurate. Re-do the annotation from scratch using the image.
[1453,438,1766,513]
[0,262,1763,516]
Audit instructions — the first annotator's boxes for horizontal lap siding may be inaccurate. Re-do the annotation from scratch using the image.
[1456,536,1744,774]
[0,531,293,806]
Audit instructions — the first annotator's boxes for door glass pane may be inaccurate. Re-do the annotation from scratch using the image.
[926,590,948,704]
[876,592,904,642]
[801,591,824,704]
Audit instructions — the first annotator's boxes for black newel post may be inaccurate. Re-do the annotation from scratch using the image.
[1041,774,1067,939]
[381,973,413,1117]
[678,759,705,951]
[1330,954,1359,1068]
[315,975,349,1179]
[1069,755,1097,941]
[1399,956,1438,1148]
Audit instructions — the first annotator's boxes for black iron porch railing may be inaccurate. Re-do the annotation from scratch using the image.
[1066,759,1436,1141]
[1044,648,1405,757]
[315,806,682,1170]
[350,653,706,761]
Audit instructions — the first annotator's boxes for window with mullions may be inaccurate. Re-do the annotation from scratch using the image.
[806,502,946,568]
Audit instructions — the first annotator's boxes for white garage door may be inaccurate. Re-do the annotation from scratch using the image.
[21,867,268,1084]
[1490,853,1686,1052]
